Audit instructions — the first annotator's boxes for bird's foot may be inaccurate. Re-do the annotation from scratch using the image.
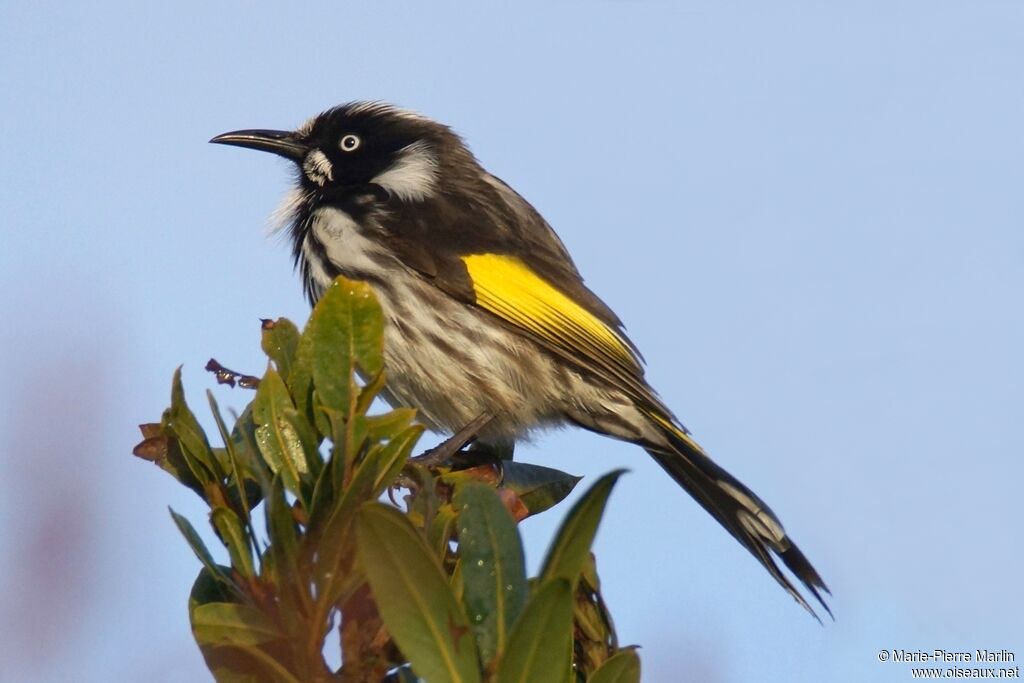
[409,412,497,469]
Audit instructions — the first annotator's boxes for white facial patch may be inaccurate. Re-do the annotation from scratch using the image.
[302,149,334,185]
[371,141,438,202]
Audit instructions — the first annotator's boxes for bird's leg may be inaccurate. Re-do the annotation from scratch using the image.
[410,412,496,468]
[445,440,516,483]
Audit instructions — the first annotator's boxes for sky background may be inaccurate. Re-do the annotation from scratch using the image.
[1,1,1021,681]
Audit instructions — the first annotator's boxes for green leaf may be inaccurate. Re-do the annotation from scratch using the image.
[211,507,255,577]
[308,277,384,418]
[251,367,316,502]
[539,470,626,586]
[370,424,423,492]
[192,602,284,647]
[265,475,298,583]
[189,569,292,683]
[453,483,528,664]
[428,504,458,558]
[189,566,236,611]
[286,319,316,421]
[306,451,336,532]
[501,462,582,517]
[207,391,255,521]
[309,410,416,548]
[355,368,388,416]
[495,579,573,683]
[227,404,261,472]
[260,317,300,383]
[365,407,417,442]
[228,404,269,511]
[135,424,206,498]
[334,412,369,490]
[310,388,335,443]
[587,650,641,683]
[166,367,220,484]
[356,503,480,683]
[170,508,230,586]
[167,367,213,463]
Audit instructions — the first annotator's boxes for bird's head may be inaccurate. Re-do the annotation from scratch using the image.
[211,101,469,203]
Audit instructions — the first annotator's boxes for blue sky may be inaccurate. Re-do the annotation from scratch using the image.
[1,2,1021,681]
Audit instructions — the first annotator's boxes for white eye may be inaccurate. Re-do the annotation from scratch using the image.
[340,134,361,152]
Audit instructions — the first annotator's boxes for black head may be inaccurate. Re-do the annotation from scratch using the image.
[211,102,469,202]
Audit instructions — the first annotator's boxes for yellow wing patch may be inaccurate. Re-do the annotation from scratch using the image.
[460,253,640,373]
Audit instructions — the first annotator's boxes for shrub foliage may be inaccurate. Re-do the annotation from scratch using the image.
[134,277,641,683]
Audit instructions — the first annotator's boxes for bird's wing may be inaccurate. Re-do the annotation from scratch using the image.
[380,180,668,415]
[463,251,643,371]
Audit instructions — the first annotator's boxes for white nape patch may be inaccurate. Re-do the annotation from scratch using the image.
[303,207,392,288]
[269,187,307,235]
[371,141,438,201]
[302,149,334,186]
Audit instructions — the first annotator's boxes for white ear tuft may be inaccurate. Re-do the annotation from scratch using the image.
[371,141,438,202]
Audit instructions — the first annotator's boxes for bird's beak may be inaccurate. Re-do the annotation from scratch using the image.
[209,129,308,161]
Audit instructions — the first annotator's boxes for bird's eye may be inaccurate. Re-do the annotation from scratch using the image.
[340,134,361,152]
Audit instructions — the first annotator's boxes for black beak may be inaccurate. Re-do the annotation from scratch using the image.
[209,129,308,161]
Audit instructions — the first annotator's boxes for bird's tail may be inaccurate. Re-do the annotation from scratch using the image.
[643,413,831,620]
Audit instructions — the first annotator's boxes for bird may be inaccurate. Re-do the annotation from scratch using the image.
[210,101,830,618]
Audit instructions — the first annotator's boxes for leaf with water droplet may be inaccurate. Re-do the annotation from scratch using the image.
[494,579,573,683]
[454,483,528,665]
[251,366,316,506]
